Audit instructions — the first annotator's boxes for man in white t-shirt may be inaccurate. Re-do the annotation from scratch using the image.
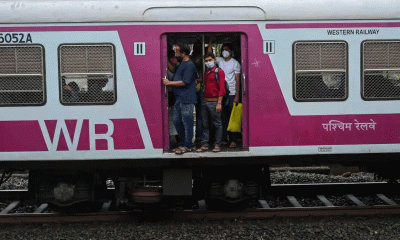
[208,37,241,148]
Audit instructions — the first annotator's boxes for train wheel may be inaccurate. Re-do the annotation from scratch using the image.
[203,166,266,209]
[29,169,107,210]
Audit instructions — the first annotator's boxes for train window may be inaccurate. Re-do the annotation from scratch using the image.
[59,44,116,105]
[293,41,348,101]
[0,45,45,106]
[362,41,400,100]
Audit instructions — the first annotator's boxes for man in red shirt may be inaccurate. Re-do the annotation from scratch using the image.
[197,52,226,152]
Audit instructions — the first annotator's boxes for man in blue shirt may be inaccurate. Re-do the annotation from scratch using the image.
[163,44,197,154]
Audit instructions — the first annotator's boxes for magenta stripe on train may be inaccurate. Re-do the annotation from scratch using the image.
[0,119,144,152]
[265,22,400,29]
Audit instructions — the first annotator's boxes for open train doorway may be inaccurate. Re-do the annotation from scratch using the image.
[162,33,248,153]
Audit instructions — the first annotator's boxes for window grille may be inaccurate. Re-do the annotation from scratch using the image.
[59,44,115,104]
[0,45,45,106]
[294,42,347,101]
[362,41,400,100]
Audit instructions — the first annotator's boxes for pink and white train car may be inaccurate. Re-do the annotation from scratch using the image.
[1,0,400,206]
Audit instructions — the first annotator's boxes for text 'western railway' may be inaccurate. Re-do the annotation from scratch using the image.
[327,29,380,35]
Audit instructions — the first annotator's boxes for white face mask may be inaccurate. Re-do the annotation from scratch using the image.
[205,61,215,69]
[222,50,230,58]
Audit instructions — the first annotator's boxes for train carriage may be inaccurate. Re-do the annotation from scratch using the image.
[1,0,400,207]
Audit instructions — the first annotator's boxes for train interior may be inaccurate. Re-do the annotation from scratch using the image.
[165,33,244,152]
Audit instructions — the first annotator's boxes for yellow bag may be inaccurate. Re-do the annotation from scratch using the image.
[227,103,242,132]
[196,83,201,92]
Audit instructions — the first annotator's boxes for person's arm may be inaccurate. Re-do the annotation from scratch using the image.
[234,61,241,103]
[216,95,223,113]
[163,78,187,87]
[216,70,225,113]
[207,35,213,53]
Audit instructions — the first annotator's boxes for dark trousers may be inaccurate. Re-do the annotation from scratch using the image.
[201,101,223,147]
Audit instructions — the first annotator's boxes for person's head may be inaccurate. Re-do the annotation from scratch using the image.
[175,44,190,60]
[221,43,234,59]
[63,81,79,99]
[67,81,80,93]
[204,52,216,69]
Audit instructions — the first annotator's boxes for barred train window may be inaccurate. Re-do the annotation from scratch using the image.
[294,42,347,101]
[59,44,116,104]
[0,45,45,106]
[362,41,400,100]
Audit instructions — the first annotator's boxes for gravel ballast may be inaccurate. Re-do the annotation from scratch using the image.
[0,216,399,239]
[270,172,378,184]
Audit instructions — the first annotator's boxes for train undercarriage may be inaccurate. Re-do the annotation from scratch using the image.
[21,165,268,210]
[2,153,399,211]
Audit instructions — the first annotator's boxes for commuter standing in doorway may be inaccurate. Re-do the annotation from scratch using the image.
[196,52,225,153]
[208,36,241,148]
[163,44,197,154]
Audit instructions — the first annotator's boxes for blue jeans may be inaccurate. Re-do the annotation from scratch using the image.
[173,102,195,148]
[201,101,222,146]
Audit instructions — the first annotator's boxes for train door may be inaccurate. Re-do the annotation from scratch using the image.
[162,33,247,152]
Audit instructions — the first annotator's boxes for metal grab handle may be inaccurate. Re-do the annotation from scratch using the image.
[242,73,246,96]
[164,75,168,97]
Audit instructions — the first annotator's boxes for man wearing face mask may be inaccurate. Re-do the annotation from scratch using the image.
[208,36,241,148]
[196,52,225,153]
[163,44,197,154]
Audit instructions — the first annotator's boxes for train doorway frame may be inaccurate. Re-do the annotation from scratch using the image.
[161,32,248,152]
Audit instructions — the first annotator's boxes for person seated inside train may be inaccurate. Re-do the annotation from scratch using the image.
[62,81,80,102]
[208,36,241,148]
[196,52,225,153]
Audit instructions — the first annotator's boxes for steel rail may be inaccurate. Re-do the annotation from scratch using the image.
[0,205,400,224]
[0,182,390,200]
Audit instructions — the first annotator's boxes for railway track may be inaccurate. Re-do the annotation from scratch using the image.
[1,182,400,224]
[1,205,400,225]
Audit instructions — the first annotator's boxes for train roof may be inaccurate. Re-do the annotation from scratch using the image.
[1,0,400,24]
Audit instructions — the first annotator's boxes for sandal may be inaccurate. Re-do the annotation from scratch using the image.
[196,145,209,152]
[172,147,182,153]
[212,146,221,152]
[175,146,192,155]
[229,142,237,148]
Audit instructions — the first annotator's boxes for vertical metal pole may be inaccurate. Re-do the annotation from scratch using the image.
[241,34,249,151]
[161,34,169,152]
[202,34,205,80]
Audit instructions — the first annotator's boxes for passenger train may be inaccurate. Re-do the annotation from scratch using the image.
[1,0,400,207]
